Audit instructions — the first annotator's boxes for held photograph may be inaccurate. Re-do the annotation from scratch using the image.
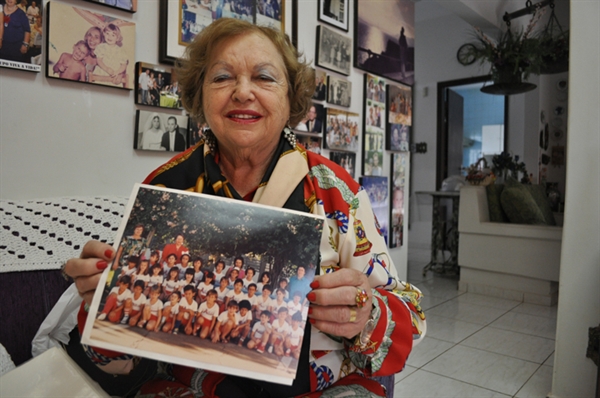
[82,184,324,386]
[135,62,182,109]
[46,1,136,89]
[0,0,43,72]
[134,110,189,152]
[315,25,351,76]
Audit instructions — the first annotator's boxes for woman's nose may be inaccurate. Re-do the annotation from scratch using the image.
[232,78,255,102]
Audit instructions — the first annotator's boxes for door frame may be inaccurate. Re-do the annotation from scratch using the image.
[436,76,509,189]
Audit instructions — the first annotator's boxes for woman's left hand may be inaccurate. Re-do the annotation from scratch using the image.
[307,268,372,339]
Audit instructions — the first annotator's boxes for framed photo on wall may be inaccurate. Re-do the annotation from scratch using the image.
[84,0,137,13]
[329,151,356,179]
[354,0,415,84]
[315,25,352,76]
[134,110,189,152]
[386,82,412,151]
[188,118,207,148]
[362,73,386,175]
[46,1,136,89]
[295,102,325,133]
[389,152,409,248]
[313,69,328,101]
[159,0,286,65]
[318,0,349,32]
[327,75,351,107]
[296,132,323,155]
[359,176,389,244]
[0,1,43,72]
[324,108,359,152]
[135,62,182,109]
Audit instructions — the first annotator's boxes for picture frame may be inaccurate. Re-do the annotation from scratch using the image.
[359,176,389,245]
[327,75,351,107]
[318,0,349,32]
[294,102,325,134]
[159,0,286,65]
[312,69,328,101]
[134,110,189,152]
[324,108,359,152]
[362,73,386,175]
[354,0,415,84]
[296,132,323,155]
[82,184,323,386]
[188,118,207,148]
[135,62,182,109]
[46,1,136,89]
[315,25,352,76]
[389,152,409,248]
[386,82,412,151]
[329,151,356,179]
[83,0,137,13]
[0,1,43,72]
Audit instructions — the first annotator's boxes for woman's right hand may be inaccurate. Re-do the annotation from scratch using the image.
[64,240,114,306]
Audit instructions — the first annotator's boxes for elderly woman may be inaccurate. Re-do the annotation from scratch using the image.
[64,18,425,397]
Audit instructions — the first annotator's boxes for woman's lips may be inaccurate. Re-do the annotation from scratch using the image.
[226,110,262,123]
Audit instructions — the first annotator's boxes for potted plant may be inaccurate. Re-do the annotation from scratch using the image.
[491,152,530,184]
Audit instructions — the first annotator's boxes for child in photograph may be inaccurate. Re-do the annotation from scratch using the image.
[268,307,291,355]
[148,251,161,269]
[94,23,128,85]
[160,291,181,333]
[97,275,132,323]
[226,267,239,288]
[179,268,196,293]
[192,257,204,284]
[161,266,181,301]
[271,287,288,319]
[122,280,147,326]
[256,271,270,294]
[120,255,139,277]
[52,40,89,82]
[213,260,226,283]
[245,283,259,314]
[138,285,163,331]
[162,253,178,274]
[133,259,150,291]
[215,277,229,313]
[178,253,192,279]
[286,291,303,322]
[225,278,247,308]
[254,284,274,321]
[230,299,253,347]
[284,312,304,359]
[241,267,255,289]
[146,264,163,296]
[246,310,272,353]
[173,285,198,335]
[273,278,289,301]
[227,256,246,279]
[196,271,214,304]
[192,289,219,339]
[211,300,239,343]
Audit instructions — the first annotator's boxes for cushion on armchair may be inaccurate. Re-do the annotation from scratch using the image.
[500,178,555,225]
[486,184,509,222]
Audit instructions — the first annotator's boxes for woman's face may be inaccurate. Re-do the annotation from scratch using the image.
[202,33,290,152]
[86,29,102,50]
[152,117,160,129]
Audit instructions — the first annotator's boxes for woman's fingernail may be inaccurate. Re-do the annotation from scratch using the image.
[96,260,108,270]
[104,249,114,258]
[307,292,316,302]
[309,318,316,324]
[308,307,313,315]
[310,280,320,289]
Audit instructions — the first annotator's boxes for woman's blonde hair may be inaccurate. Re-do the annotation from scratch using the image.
[176,18,315,127]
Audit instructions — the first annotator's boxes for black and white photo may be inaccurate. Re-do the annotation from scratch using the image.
[315,25,351,76]
[327,75,351,107]
[318,0,349,32]
[135,110,188,152]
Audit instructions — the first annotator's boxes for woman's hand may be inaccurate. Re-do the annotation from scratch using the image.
[63,240,114,306]
[307,268,372,339]
[20,44,27,54]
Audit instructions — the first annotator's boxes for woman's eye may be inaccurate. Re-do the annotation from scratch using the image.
[213,75,230,82]
[257,74,275,82]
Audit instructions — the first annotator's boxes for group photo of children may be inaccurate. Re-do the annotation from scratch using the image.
[85,186,322,382]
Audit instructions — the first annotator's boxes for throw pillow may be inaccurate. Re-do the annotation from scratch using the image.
[500,178,547,225]
[527,184,557,226]
[486,184,509,222]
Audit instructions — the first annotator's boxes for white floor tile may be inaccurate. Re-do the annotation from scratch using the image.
[461,327,555,363]
[395,365,417,382]
[406,337,454,368]
[515,365,553,398]
[425,299,511,326]
[455,293,522,311]
[490,312,557,339]
[394,369,510,397]
[417,294,451,311]
[511,302,558,319]
[423,313,483,343]
[543,352,555,367]
[422,345,539,396]
[414,277,463,301]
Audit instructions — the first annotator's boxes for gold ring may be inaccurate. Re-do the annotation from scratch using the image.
[349,306,357,323]
[355,288,368,308]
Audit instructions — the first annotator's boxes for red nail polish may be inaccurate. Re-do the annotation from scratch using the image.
[104,249,113,258]
[96,260,108,270]
[310,280,320,289]
[307,292,316,302]
[309,318,316,324]
[308,307,313,315]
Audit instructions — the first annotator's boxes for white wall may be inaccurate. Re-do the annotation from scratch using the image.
[0,0,409,278]
[551,1,600,396]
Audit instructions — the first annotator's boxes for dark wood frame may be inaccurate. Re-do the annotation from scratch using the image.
[326,75,352,107]
[134,62,182,109]
[83,0,136,13]
[315,25,352,76]
[317,0,349,32]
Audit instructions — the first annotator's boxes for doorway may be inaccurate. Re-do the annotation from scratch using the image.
[436,76,509,189]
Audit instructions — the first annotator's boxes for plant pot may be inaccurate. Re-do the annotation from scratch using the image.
[481,67,537,95]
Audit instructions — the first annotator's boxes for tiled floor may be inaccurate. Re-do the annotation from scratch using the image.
[393,247,556,397]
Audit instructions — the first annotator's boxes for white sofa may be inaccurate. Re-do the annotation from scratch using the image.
[457,185,563,306]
